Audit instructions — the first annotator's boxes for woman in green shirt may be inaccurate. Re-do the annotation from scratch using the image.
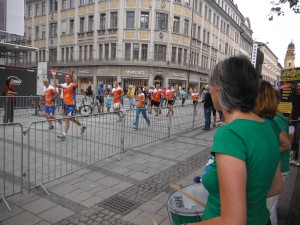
[186,57,283,225]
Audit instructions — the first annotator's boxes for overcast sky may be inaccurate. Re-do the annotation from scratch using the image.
[234,0,300,67]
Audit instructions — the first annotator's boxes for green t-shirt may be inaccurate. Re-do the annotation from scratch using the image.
[274,114,290,173]
[202,119,280,225]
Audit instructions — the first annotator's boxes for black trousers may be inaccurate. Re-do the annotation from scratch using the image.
[3,100,14,123]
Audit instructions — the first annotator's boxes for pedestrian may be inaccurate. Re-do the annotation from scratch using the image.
[202,85,213,130]
[181,87,186,106]
[41,79,61,129]
[85,85,93,96]
[152,84,162,116]
[3,78,17,123]
[52,68,87,140]
[192,89,199,106]
[188,56,282,225]
[105,88,112,112]
[127,85,135,109]
[166,86,176,116]
[289,81,300,166]
[253,80,289,225]
[112,81,124,121]
[133,87,150,129]
[97,82,105,113]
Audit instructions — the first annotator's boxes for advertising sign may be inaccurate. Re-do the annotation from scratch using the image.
[278,67,300,115]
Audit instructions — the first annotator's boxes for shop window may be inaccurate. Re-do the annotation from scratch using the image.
[141,44,148,61]
[79,77,93,95]
[133,43,139,61]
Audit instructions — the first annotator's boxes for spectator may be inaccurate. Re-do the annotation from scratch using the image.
[97,82,105,113]
[181,87,186,106]
[191,56,282,225]
[85,85,93,96]
[127,85,135,109]
[202,85,213,130]
[3,78,17,123]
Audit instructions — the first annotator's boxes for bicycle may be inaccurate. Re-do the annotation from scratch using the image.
[90,96,100,114]
[25,96,45,115]
[57,96,92,116]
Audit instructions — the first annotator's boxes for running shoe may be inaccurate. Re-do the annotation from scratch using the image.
[147,122,151,127]
[81,126,87,135]
[290,160,300,167]
[49,126,54,130]
[133,126,138,130]
[57,134,66,140]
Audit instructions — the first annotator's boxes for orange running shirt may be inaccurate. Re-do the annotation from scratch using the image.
[44,85,58,106]
[152,89,161,102]
[166,90,175,101]
[61,83,76,105]
[137,93,145,107]
[112,87,123,103]
[192,93,200,102]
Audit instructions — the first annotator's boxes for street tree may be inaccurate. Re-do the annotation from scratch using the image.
[268,0,300,20]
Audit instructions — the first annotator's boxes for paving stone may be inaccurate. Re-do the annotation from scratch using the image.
[127,211,165,225]
[137,200,165,214]
[7,191,40,206]
[35,221,52,225]
[1,211,42,225]
[112,182,133,191]
[0,203,24,222]
[97,177,122,187]
[83,172,107,181]
[21,198,56,215]
[121,209,143,222]
[80,196,104,208]
[129,172,151,181]
[73,179,101,191]
[38,205,75,224]
[49,182,78,195]
[64,189,94,203]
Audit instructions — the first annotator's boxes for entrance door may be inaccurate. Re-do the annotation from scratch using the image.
[153,75,164,87]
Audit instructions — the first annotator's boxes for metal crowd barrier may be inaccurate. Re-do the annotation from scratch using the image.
[0,103,206,211]
[0,123,24,211]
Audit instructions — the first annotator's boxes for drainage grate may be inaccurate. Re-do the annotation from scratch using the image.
[100,195,139,215]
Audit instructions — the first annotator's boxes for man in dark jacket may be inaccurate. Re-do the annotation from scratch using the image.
[202,85,213,130]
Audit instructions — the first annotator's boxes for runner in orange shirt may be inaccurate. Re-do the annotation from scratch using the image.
[112,81,124,121]
[42,79,61,129]
[166,86,176,116]
[52,68,87,140]
[152,84,162,116]
[192,89,200,106]
[133,87,150,129]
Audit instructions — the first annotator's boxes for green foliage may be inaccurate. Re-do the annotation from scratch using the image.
[268,0,300,21]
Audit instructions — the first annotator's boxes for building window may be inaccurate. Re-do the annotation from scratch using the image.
[35,4,40,16]
[61,20,67,35]
[105,44,109,60]
[203,29,206,44]
[154,44,166,61]
[84,45,88,61]
[28,5,32,18]
[111,43,116,60]
[110,12,118,29]
[62,0,67,10]
[70,0,75,8]
[184,19,189,36]
[99,13,106,30]
[185,0,190,7]
[70,19,74,34]
[66,47,69,61]
[80,17,85,33]
[178,48,182,64]
[70,47,74,61]
[173,16,180,33]
[194,0,198,11]
[42,2,46,15]
[125,43,131,61]
[43,50,46,61]
[171,47,176,63]
[88,15,94,31]
[35,26,40,40]
[49,22,57,36]
[49,48,57,62]
[99,44,103,60]
[208,9,211,22]
[141,44,148,61]
[88,0,94,3]
[42,25,46,39]
[197,26,201,41]
[133,43,139,61]
[80,0,86,6]
[126,11,135,28]
[140,12,149,29]
[79,46,83,60]
[155,13,168,30]
[199,1,202,15]
[192,23,196,38]
[49,0,57,12]
[61,48,65,62]
[207,31,210,45]
[89,45,93,60]
[174,0,181,3]
[216,16,219,28]
[204,5,207,19]
[183,49,187,65]
[27,28,32,40]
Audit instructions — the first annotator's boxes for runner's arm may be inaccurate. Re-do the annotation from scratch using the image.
[52,69,62,88]
[52,89,59,100]
[70,68,78,88]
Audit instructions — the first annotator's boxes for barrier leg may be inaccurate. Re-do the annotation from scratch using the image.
[1,197,12,212]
